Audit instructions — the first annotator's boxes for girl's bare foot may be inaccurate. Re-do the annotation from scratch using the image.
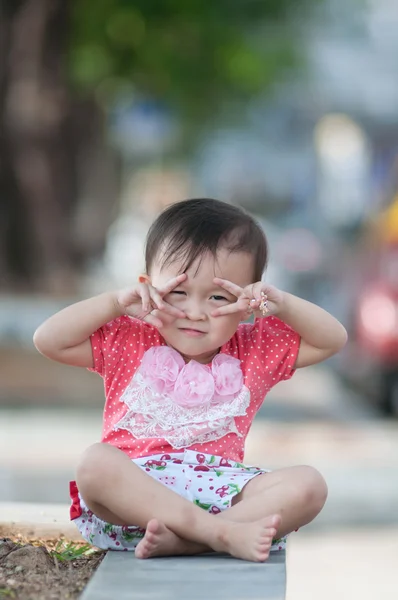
[214,514,281,562]
[135,519,206,559]
[135,514,282,562]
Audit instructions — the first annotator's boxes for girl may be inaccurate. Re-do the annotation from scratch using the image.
[34,198,347,563]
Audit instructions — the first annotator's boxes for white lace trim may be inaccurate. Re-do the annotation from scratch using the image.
[114,372,250,449]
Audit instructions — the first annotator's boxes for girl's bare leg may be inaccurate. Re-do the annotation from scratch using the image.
[226,464,328,535]
[135,464,327,558]
[76,444,279,562]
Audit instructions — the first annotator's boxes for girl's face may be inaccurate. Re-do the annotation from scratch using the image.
[147,247,256,364]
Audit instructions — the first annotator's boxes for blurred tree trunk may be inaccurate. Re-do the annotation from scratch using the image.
[0,0,118,293]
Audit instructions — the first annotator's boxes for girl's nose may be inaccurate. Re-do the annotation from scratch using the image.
[184,301,206,321]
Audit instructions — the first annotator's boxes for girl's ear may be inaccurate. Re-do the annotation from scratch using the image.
[138,274,151,284]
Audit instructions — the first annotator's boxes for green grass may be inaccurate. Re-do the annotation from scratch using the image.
[0,588,17,598]
[50,540,98,562]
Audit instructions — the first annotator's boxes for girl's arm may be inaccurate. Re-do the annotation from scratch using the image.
[275,292,348,368]
[33,292,123,368]
[212,278,348,370]
[33,275,188,368]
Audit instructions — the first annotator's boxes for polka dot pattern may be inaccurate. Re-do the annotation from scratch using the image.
[89,315,300,462]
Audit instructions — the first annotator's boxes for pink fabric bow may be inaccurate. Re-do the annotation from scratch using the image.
[139,346,243,407]
[173,361,215,407]
[211,353,243,403]
[139,346,185,394]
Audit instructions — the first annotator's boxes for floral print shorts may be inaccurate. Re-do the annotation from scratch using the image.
[69,449,287,552]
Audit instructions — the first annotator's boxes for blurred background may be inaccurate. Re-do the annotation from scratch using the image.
[1,0,397,598]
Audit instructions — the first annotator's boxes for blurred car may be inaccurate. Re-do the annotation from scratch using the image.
[340,247,398,417]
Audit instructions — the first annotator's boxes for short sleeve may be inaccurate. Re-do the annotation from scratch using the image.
[260,316,300,383]
[89,316,143,378]
[236,316,301,387]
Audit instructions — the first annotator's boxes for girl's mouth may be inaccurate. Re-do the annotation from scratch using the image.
[179,328,206,337]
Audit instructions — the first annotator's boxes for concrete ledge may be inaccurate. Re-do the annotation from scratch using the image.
[82,550,287,600]
[0,501,83,540]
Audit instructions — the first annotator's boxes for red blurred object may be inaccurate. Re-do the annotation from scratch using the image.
[356,282,398,363]
[348,246,398,416]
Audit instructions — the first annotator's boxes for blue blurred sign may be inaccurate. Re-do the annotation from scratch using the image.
[109,98,178,157]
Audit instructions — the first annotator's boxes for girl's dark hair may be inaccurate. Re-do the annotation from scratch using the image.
[145,198,268,281]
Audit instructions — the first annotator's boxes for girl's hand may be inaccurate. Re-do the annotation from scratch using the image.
[211,278,285,318]
[115,274,187,328]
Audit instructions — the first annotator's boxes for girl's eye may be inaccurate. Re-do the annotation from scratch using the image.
[211,295,229,301]
[171,290,185,295]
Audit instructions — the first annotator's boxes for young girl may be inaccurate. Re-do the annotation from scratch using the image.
[34,198,347,563]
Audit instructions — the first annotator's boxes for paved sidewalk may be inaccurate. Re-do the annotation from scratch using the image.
[286,527,398,600]
[0,501,82,540]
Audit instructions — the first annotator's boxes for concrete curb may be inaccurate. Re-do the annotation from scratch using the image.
[81,550,287,600]
[0,501,83,540]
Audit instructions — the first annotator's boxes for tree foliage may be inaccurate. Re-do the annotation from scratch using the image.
[0,0,320,292]
[69,0,314,123]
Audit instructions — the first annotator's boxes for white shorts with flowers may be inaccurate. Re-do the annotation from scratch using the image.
[70,449,288,552]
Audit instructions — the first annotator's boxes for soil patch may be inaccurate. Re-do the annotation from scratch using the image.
[0,535,105,600]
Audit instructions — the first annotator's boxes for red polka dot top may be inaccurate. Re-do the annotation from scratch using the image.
[89,316,300,462]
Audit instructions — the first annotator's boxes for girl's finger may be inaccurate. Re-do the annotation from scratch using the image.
[142,311,164,329]
[137,283,151,313]
[250,298,261,308]
[148,285,165,310]
[213,277,243,298]
[157,273,187,296]
[211,301,246,317]
[158,301,186,318]
[251,283,266,302]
